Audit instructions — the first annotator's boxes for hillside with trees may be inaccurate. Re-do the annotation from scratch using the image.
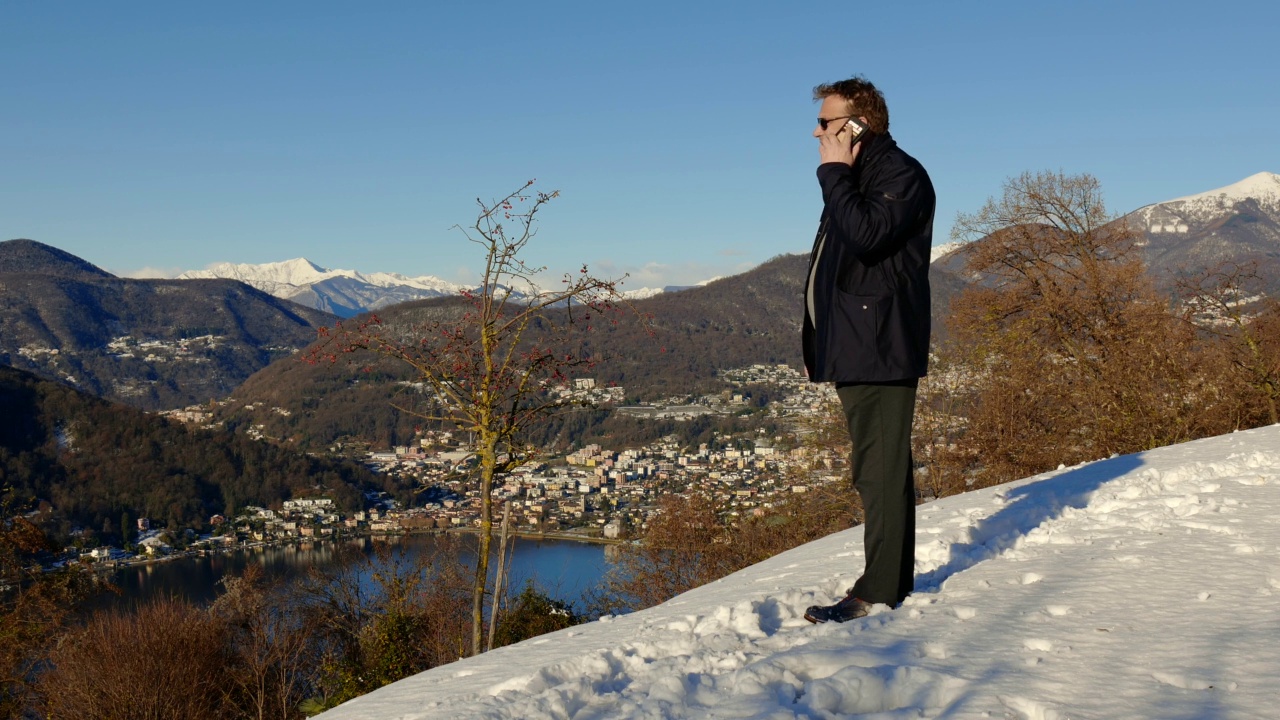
[0,239,337,411]
[217,252,944,451]
[0,365,385,546]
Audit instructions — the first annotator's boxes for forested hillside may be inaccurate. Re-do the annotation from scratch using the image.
[0,365,384,545]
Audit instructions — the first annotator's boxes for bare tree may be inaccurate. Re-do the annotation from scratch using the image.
[313,181,634,656]
[210,566,317,720]
[946,171,1210,485]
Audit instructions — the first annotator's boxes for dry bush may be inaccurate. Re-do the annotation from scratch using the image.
[1245,303,1280,421]
[730,485,860,566]
[943,171,1229,486]
[1175,260,1280,426]
[297,539,472,711]
[592,394,870,613]
[598,493,732,611]
[490,583,580,649]
[210,566,316,720]
[912,345,977,500]
[1,510,96,719]
[39,599,231,720]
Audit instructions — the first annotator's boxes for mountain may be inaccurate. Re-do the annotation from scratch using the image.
[1129,171,1280,285]
[178,258,674,314]
[0,239,114,279]
[930,171,1280,291]
[0,240,337,410]
[314,425,1280,719]
[212,254,812,449]
[0,364,382,542]
[179,258,467,318]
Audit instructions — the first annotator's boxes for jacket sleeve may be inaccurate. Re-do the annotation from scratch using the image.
[817,159,930,257]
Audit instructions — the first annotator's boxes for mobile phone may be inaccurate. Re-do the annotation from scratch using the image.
[844,118,870,144]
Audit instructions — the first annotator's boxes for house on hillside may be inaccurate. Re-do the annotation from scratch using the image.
[139,535,169,555]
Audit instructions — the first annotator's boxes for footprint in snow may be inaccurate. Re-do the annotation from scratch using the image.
[917,642,948,659]
[1151,671,1229,691]
[1023,638,1053,653]
[999,694,1064,719]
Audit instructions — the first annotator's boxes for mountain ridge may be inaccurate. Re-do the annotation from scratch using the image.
[929,171,1280,291]
[0,240,337,410]
[1128,170,1280,286]
[178,258,465,317]
[0,238,115,279]
[176,259,690,316]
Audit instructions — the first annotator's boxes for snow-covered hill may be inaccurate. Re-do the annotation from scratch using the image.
[179,258,464,317]
[317,425,1280,719]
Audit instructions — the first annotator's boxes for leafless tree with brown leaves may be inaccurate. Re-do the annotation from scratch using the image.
[946,171,1216,485]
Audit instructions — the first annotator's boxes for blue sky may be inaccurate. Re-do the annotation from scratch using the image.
[3,1,1277,289]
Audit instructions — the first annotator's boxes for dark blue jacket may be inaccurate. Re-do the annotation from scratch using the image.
[802,132,935,382]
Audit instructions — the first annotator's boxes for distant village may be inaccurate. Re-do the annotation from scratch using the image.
[78,364,842,567]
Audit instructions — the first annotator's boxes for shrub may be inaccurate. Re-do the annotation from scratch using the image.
[40,599,231,720]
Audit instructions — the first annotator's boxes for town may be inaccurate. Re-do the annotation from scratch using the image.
[75,364,844,567]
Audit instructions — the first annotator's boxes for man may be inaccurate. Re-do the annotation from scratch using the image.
[801,76,935,623]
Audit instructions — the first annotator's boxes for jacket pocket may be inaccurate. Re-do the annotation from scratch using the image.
[831,292,890,354]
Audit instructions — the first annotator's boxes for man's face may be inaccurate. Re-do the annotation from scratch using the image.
[814,95,853,139]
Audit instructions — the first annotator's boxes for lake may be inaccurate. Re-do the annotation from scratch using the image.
[101,533,614,610]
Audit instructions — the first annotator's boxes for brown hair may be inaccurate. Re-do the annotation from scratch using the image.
[813,76,890,134]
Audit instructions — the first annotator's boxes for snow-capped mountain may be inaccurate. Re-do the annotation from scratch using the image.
[179,258,693,314]
[1128,171,1280,285]
[618,287,666,300]
[179,258,464,317]
[316,424,1280,719]
[930,172,1280,290]
[1139,171,1280,226]
[930,241,962,264]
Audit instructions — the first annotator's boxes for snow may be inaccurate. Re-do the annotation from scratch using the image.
[178,258,466,314]
[620,287,665,300]
[316,424,1280,719]
[930,242,962,264]
[1164,171,1280,206]
[1137,171,1280,228]
[179,258,464,294]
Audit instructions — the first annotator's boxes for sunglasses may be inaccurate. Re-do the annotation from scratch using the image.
[817,115,853,131]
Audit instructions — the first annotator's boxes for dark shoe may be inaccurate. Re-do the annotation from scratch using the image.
[804,593,873,624]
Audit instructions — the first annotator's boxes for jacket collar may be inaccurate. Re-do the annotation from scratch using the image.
[860,131,896,166]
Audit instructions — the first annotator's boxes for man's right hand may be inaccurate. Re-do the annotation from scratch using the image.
[818,120,863,167]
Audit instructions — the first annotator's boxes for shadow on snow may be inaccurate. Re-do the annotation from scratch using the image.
[914,453,1146,593]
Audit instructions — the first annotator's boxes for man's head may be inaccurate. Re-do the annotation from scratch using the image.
[813,76,889,135]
